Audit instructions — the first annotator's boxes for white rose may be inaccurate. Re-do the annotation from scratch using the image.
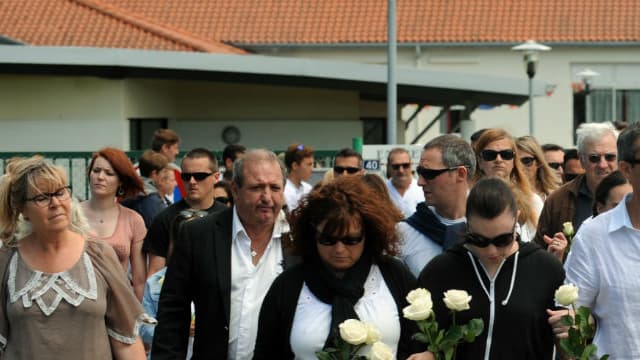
[339,319,368,345]
[365,323,381,344]
[402,296,432,321]
[406,288,431,305]
[368,341,394,360]
[562,222,574,237]
[555,284,579,306]
[443,289,472,312]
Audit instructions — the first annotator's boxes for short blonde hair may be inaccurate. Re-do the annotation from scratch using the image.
[0,156,89,247]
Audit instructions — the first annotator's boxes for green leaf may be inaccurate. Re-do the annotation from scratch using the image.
[413,332,430,344]
[600,355,610,360]
[559,339,576,357]
[561,314,574,326]
[466,319,484,337]
[444,325,464,343]
[579,344,597,360]
[443,346,455,360]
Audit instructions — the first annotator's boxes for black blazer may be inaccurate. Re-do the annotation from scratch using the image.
[151,207,234,359]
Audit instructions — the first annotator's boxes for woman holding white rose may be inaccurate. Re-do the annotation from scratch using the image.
[253,176,421,359]
[413,178,565,360]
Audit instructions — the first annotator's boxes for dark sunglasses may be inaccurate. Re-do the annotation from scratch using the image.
[215,196,230,204]
[416,165,462,180]
[316,232,364,246]
[480,149,515,161]
[520,156,536,167]
[180,172,214,182]
[587,153,617,163]
[464,223,516,248]
[178,209,209,220]
[390,163,411,171]
[548,162,562,170]
[333,166,361,174]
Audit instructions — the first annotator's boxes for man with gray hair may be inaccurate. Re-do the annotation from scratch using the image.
[534,122,618,250]
[385,147,424,217]
[398,134,476,277]
[152,149,296,359]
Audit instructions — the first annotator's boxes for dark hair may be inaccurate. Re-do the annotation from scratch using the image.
[284,143,314,170]
[138,150,169,177]
[334,148,363,166]
[214,180,233,206]
[181,148,218,172]
[88,147,144,199]
[466,177,517,220]
[617,122,640,164]
[563,148,580,162]
[593,171,629,216]
[151,129,180,152]
[290,176,402,264]
[470,128,488,143]
[222,144,247,163]
[541,143,564,153]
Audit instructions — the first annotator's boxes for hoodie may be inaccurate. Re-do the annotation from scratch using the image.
[417,241,565,360]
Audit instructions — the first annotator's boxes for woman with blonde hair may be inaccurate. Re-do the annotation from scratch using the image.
[0,156,147,359]
[473,128,544,243]
[516,136,562,201]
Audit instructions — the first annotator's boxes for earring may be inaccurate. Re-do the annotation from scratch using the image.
[117,186,125,196]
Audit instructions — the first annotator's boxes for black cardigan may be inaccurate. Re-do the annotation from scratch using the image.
[253,257,421,360]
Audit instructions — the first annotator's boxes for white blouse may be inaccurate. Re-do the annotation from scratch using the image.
[289,265,400,359]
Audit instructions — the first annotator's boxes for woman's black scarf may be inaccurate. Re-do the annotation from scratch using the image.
[303,251,373,349]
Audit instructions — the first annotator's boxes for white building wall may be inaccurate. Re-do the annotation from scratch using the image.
[259,46,640,147]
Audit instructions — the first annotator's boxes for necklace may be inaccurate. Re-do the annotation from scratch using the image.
[250,241,269,257]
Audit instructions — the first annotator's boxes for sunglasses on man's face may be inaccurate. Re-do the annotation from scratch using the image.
[547,162,562,170]
[180,172,214,182]
[390,163,411,171]
[464,222,517,248]
[333,166,360,174]
[316,232,364,246]
[480,149,515,161]
[416,165,460,180]
[587,153,617,164]
[520,156,536,167]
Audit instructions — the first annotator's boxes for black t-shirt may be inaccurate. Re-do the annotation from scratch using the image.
[143,199,226,258]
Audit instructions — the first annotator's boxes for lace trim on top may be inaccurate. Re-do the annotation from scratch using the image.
[108,313,157,344]
[7,251,98,316]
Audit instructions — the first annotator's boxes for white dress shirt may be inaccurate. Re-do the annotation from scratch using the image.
[284,178,313,211]
[564,193,640,359]
[289,265,400,359]
[386,178,425,218]
[227,208,286,360]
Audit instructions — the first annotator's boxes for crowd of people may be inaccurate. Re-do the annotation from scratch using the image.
[0,122,638,359]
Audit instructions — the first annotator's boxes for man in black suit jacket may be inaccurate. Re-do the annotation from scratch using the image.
[151,149,294,359]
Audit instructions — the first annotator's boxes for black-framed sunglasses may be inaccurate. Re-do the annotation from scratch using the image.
[316,232,364,246]
[178,209,209,220]
[333,166,360,174]
[215,196,230,204]
[548,162,563,170]
[416,165,463,180]
[180,172,214,182]
[464,222,517,248]
[480,149,515,161]
[390,163,411,171]
[24,186,72,207]
[520,156,536,167]
[587,153,616,163]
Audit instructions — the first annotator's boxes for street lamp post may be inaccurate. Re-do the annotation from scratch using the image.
[577,68,600,123]
[512,40,551,137]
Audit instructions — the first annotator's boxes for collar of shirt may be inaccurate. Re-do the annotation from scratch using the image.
[607,192,634,233]
[231,206,286,246]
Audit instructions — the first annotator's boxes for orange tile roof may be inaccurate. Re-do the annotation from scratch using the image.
[1,0,638,53]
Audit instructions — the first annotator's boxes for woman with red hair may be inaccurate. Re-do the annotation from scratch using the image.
[81,147,147,301]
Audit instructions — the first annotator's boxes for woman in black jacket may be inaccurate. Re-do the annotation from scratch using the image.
[253,176,419,359]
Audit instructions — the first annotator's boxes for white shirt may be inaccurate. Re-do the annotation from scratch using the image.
[398,206,466,277]
[386,178,425,217]
[284,178,313,211]
[289,265,400,359]
[227,208,286,360]
[564,193,640,359]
